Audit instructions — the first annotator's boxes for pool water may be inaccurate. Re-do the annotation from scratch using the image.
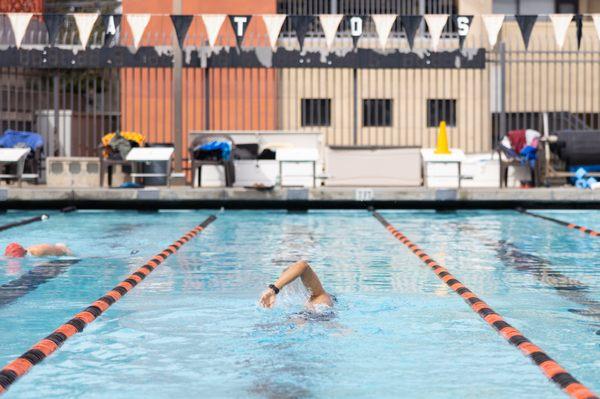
[0,209,598,398]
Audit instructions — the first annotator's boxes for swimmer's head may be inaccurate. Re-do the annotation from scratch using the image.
[5,243,26,258]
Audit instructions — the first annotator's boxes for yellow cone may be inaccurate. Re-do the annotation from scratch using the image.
[434,120,451,154]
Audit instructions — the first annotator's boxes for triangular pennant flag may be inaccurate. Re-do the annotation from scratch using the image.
[481,14,504,47]
[346,16,365,50]
[7,13,33,48]
[372,14,397,49]
[73,13,99,48]
[126,14,151,48]
[43,14,65,45]
[319,14,343,50]
[549,14,573,49]
[400,15,422,50]
[424,14,448,51]
[102,14,121,47]
[261,14,286,51]
[290,15,315,50]
[228,15,252,48]
[593,15,600,42]
[170,15,193,48]
[452,15,473,49]
[201,14,226,48]
[516,15,537,49]
[575,14,583,49]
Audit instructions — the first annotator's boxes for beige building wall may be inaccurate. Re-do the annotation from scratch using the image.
[279,68,492,153]
[498,21,600,114]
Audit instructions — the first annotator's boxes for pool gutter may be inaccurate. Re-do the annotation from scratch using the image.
[1,187,600,210]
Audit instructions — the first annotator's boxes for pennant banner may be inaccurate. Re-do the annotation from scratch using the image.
[453,15,473,49]
[43,14,65,45]
[171,15,193,48]
[7,12,33,48]
[261,14,286,51]
[400,15,422,50]
[593,14,600,43]
[290,15,315,50]
[575,14,583,49]
[549,14,573,49]
[424,14,448,51]
[73,13,99,48]
[228,15,252,48]
[319,14,343,50]
[102,14,121,47]
[372,14,397,49]
[481,14,504,47]
[347,15,365,49]
[126,14,150,48]
[202,14,226,48]
[516,15,537,49]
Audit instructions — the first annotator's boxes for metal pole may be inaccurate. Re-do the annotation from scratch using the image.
[52,72,60,157]
[331,0,337,14]
[173,0,183,172]
[498,42,507,148]
[353,68,358,145]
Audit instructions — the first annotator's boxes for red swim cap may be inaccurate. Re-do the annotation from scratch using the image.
[5,243,26,258]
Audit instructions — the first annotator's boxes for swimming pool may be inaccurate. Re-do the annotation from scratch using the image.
[0,209,598,398]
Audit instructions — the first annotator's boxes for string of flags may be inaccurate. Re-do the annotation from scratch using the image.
[4,13,600,51]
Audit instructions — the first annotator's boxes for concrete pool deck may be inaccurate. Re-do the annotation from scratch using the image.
[0,186,599,209]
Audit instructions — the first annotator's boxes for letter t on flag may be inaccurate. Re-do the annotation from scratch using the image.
[228,15,252,48]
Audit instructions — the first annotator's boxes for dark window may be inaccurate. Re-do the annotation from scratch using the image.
[301,99,331,127]
[362,99,392,127]
[556,0,578,13]
[427,99,457,128]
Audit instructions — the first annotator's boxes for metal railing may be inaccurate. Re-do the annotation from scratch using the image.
[0,15,599,172]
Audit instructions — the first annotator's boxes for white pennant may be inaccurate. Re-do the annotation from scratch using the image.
[481,14,505,47]
[201,14,226,48]
[7,13,33,48]
[126,14,150,48]
[592,15,600,42]
[372,14,397,49]
[549,14,573,49]
[73,13,99,48]
[424,14,448,51]
[319,14,343,50]
[261,14,286,50]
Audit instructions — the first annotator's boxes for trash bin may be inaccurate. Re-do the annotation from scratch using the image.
[141,143,174,186]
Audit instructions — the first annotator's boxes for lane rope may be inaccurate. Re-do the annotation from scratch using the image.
[0,215,216,395]
[0,214,49,233]
[371,210,598,399]
[518,209,600,237]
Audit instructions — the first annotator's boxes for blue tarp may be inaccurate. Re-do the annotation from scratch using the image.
[569,165,600,186]
[0,130,44,151]
[194,141,231,160]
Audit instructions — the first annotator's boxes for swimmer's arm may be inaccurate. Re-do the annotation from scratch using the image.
[260,261,330,308]
[273,260,326,297]
[27,244,72,257]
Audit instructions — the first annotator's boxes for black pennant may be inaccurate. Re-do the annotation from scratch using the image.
[171,15,193,48]
[575,14,583,49]
[344,15,367,50]
[346,16,366,50]
[102,15,122,47]
[228,15,252,48]
[43,14,65,45]
[290,15,315,51]
[452,15,473,49]
[400,15,422,50]
[516,15,537,49]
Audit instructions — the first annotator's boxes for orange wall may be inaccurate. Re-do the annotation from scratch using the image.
[0,0,43,12]
[120,0,278,163]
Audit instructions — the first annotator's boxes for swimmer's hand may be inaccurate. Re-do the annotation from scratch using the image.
[259,289,276,308]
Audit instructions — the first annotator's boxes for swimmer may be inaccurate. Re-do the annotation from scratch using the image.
[4,242,72,258]
[260,260,334,309]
